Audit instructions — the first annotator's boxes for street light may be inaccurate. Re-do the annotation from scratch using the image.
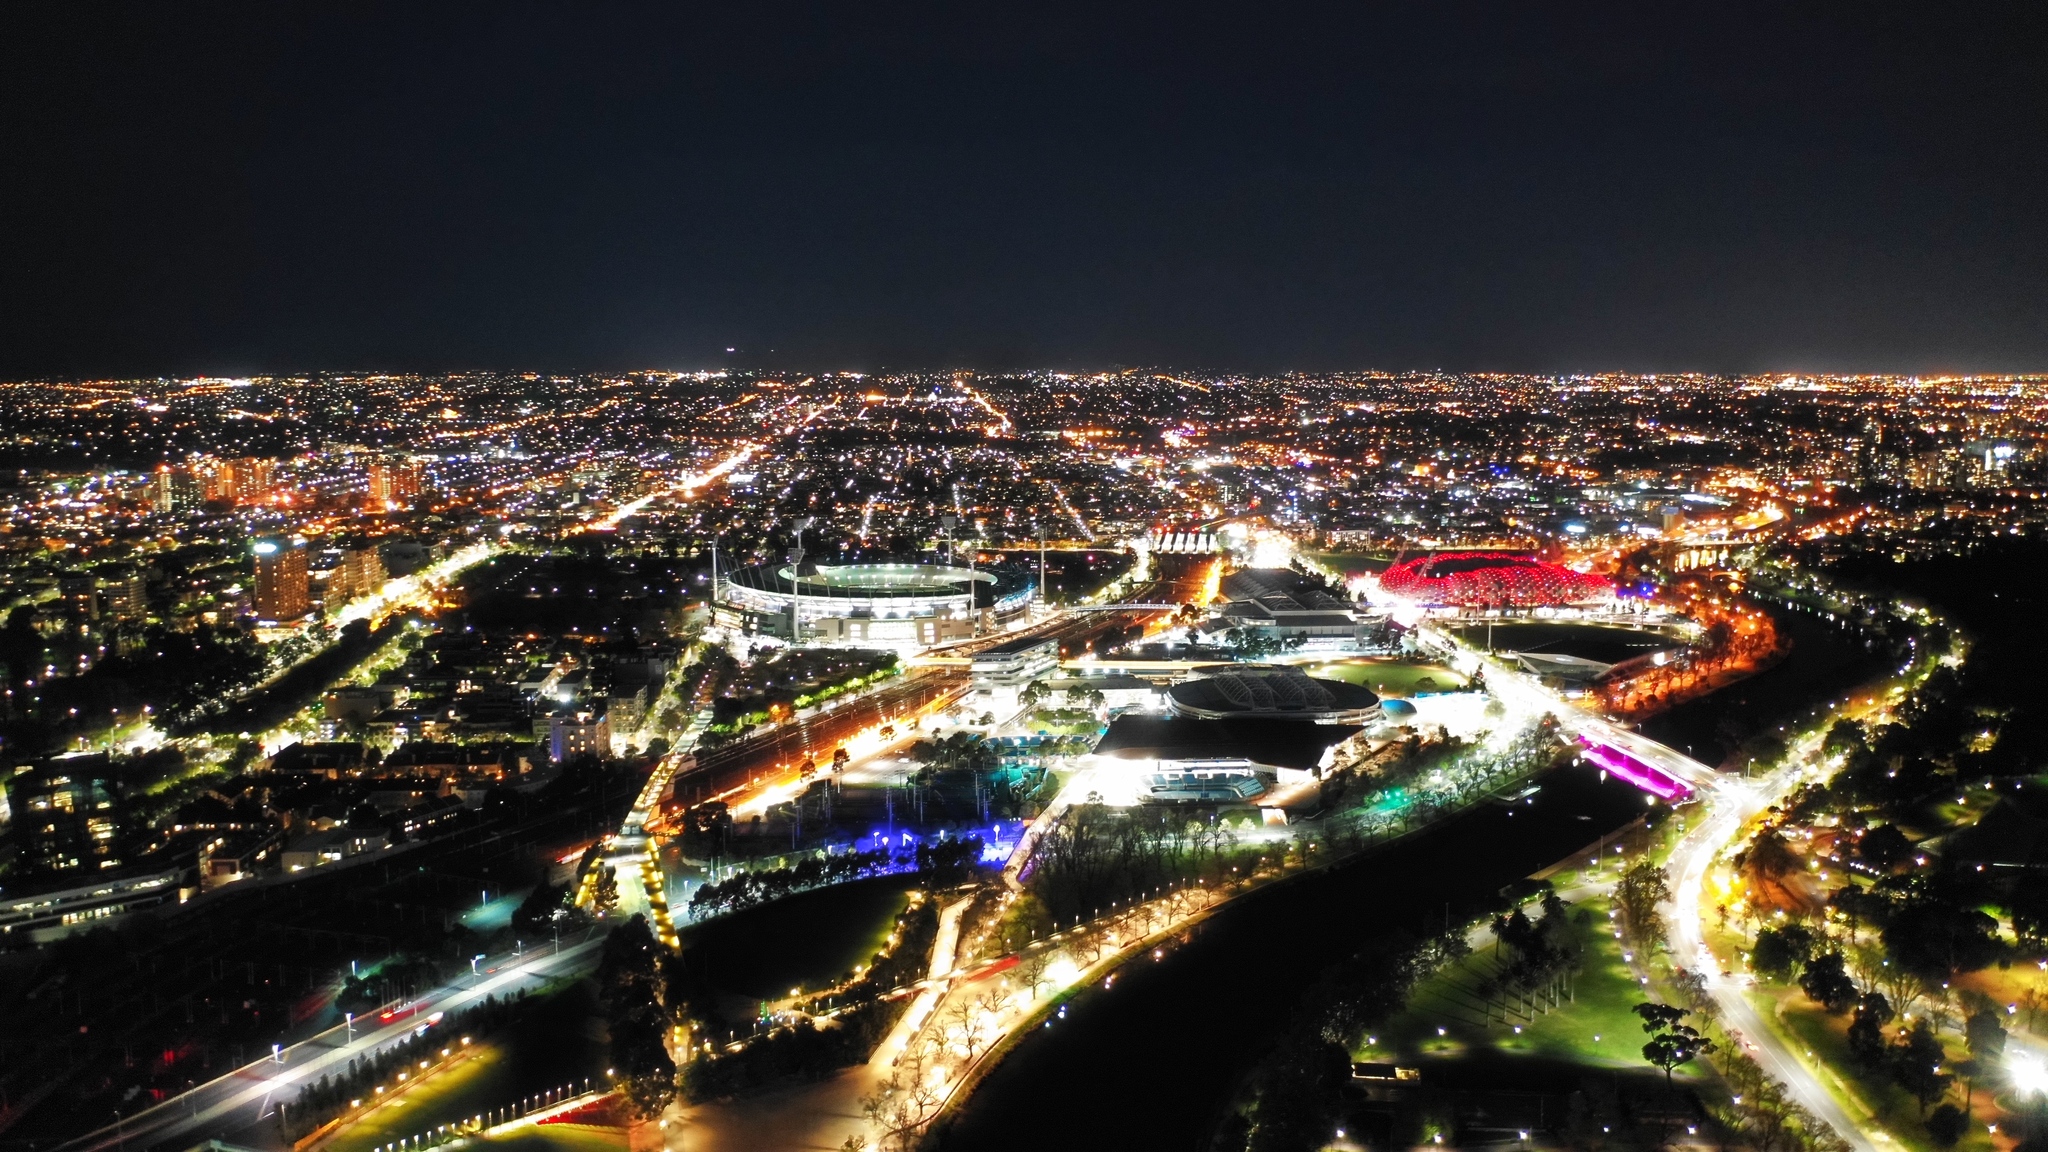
[2011,1054,2048,1099]
[471,953,485,986]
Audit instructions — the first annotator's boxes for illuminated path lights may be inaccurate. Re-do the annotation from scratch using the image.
[1657,568,1969,1152]
[1486,646,1877,1145]
[868,871,1282,1146]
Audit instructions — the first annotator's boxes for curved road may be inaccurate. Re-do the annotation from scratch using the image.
[1484,652,1885,1150]
[1666,771,1888,1152]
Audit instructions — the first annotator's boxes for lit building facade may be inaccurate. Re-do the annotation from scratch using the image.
[253,540,311,622]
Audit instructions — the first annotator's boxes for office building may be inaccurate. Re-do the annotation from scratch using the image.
[254,540,310,622]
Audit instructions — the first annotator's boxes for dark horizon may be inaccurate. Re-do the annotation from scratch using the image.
[5,3,2046,379]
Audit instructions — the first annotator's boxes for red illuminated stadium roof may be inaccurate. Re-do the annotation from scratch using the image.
[1377,552,1613,608]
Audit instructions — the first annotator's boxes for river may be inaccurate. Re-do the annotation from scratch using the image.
[937,768,1649,1151]
[1638,603,1893,769]
[944,603,1894,1152]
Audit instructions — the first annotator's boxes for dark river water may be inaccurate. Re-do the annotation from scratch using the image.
[945,603,1898,1152]
[1638,604,1894,768]
[939,769,1649,1152]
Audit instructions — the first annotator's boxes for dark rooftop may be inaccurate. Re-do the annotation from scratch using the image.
[1092,715,1360,772]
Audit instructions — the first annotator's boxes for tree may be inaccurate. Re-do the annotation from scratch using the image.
[1848,992,1895,1066]
[1018,954,1052,1001]
[1858,825,1911,871]
[597,916,676,1119]
[1831,884,1889,942]
[1753,924,1814,981]
[591,863,621,917]
[860,1054,943,1150]
[1633,1002,1715,1085]
[1883,898,2002,986]
[1741,829,1802,905]
[1823,719,1871,762]
[1925,1103,1968,1148]
[997,893,1055,952]
[1799,952,1859,1013]
[944,998,988,1060]
[512,882,569,935]
[1615,861,1672,946]
[1965,1007,2008,1061]
[1671,967,1713,1014]
[1890,1019,1952,1117]
[1246,1037,1352,1152]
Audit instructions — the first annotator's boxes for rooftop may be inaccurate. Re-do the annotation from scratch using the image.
[1093,714,1361,772]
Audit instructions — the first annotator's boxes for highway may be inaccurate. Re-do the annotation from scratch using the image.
[53,933,605,1152]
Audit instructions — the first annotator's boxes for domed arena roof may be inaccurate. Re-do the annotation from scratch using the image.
[1166,665,1380,723]
[1376,552,1613,608]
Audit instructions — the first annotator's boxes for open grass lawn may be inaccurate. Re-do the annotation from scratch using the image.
[1307,658,1469,696]
[675,872,919,1000]
[326,983,606,1152]
[1362,895,1663,1072]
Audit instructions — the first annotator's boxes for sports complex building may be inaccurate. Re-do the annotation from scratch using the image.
[1166,665,1382,724]
[1369,551,1615,612]
[717,560,1035,646]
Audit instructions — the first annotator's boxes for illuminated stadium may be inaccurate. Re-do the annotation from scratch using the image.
[1374,552,1613,609]
[722,561,1034,623]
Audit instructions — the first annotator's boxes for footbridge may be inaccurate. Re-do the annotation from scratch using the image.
[1479,657,1723,798]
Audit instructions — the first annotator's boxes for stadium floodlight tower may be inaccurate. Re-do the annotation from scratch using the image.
[1037,524,1048,610]
[941,514,957,564]
[709,533,721,605]
[964,520,980,633]
[789,516,814,644]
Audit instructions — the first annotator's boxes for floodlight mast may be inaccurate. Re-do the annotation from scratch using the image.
[966,521,979,634]
[1037,524,1048,610]
[790,517,814,644]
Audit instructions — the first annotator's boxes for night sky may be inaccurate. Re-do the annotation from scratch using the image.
[3,3,2045,377]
